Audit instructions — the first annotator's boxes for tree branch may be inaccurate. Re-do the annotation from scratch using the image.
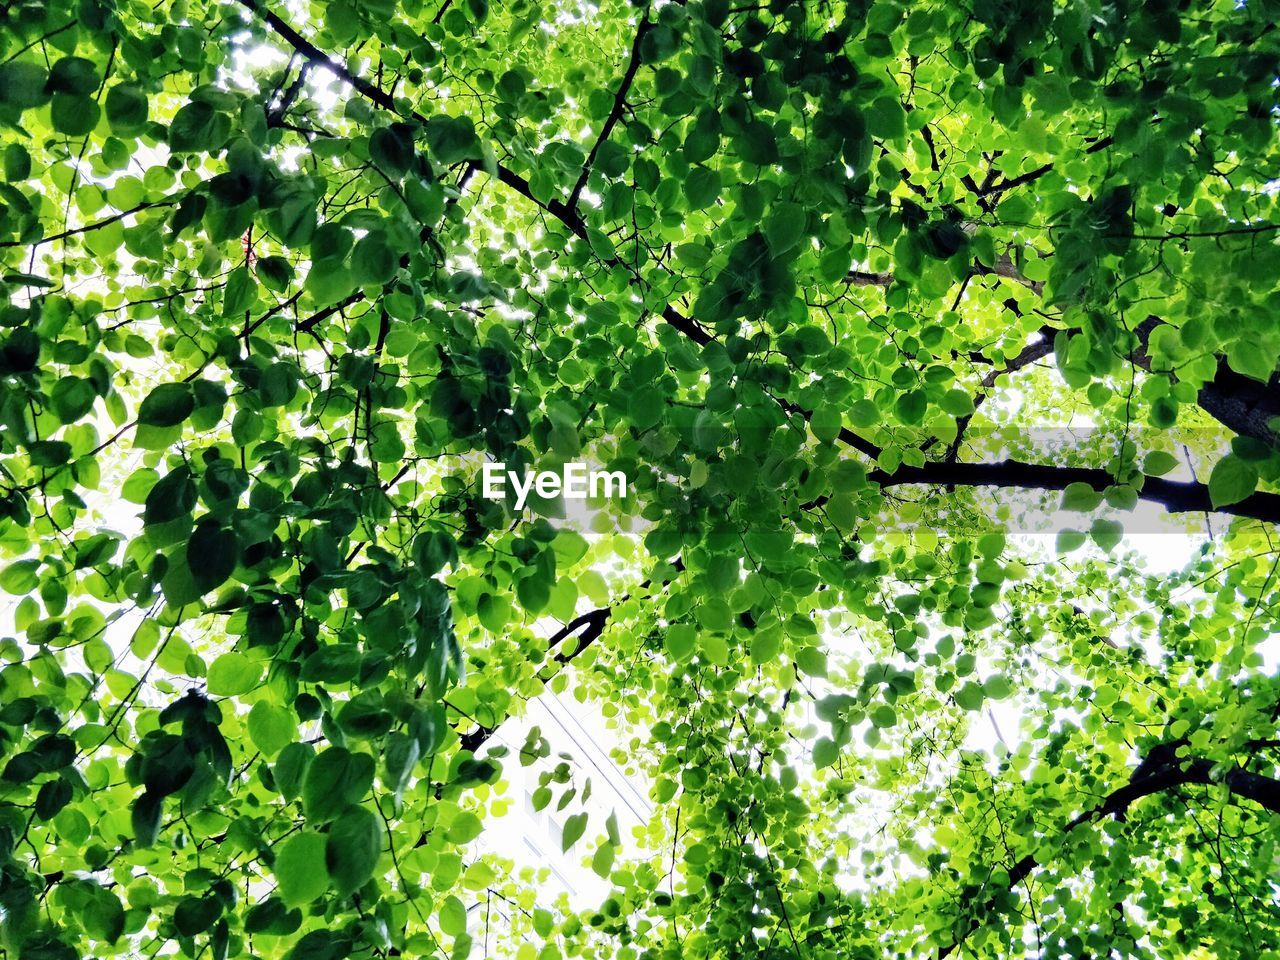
[235,0,1280,529]
[941,328,1056,461]
[873,459,1280,525]
[236,0,404,116]
[568,11,652,211]
[974,134,1114,199]
[939,747,1280,958]
[0,199,174,249]
[1131,316,1280,448]
[455,558,684,754]
[295,291,366,334]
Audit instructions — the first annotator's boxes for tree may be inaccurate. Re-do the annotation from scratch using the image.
[0,0,1278,957]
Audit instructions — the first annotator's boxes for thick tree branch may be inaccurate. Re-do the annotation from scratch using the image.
[849,252,1043,295]
[873,459,1280,525]
[295,291,366,333]
[455,607,614,753]
[1131,316,1280,447]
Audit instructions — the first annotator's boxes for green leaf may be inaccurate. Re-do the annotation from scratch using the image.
[684,166,721,209]
[424,114,480,165]
[1060,481,1101,512]
[813,737,838,769]
[849,399,880,427]
[287,931,351,960]
[0,61,50,110]
[169,101,229,152]
[51,377,96,423]
[244,897,302,936]
[446,810,483,844]
[277,190,318,247]
[274,742,314,801]
[439,895,467,937]
[665,623,696,661]
[1143,450,1179,476]
[497,69,526,102]
[303,747,375,822]
[1089,518,1123,551]
[35,779,73,820]
[143,466,196,526]
[305,263,355,307]
[223,265,255,317]
[187,521,239,593]
[325,805,381,897]
[1055,528,1087,553]
[738,120,778,165]
[867,96,907,140]
[683,110,720,164]
[50,93,100,137]
[628,386,664,430]
[369,125,413,176]
[1,559,40,595]
[940,389,975,417]
[275,831,331,906]
[248,702,296,757]
[3,143,31,181]
[983,674,1013,700]
[765,202,806,255]
[206,651,261,697]
[49,56,99,95]
[561,812,587,851]
[1226,340,1276,382]
[28,440,71,466]
[954,682,984,711]
[870,705,897,728]
[138,382,194,427]
[1208,454,1258,508]
[82,887,125,944]
[591,840,617,879]
[674,243,710,268]
[132,791,162,847]
[174,896,221,936]
[382,733,420,795]
[259,362,300,407]
[810,403,842,443]
[257,255,293,291]
[895,389,927,425]
[351,232,397,285]
[105,83,149,133]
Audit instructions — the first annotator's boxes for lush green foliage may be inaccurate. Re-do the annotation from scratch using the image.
[1,0,1280,958]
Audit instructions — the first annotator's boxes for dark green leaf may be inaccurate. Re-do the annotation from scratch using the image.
[50,93,101,137]
[105,83,148,133]
[138,383,194,427]
[369,126,413,176]
[187,521,239,593]
[302,747,375,822]
[325,805,381,897]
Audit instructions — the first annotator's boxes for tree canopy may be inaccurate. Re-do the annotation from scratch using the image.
[1,0,1280,958]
